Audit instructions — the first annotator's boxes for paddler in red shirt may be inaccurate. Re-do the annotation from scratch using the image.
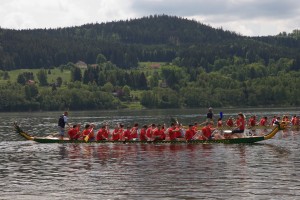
[146,124,156,141]
[68,124,81,140]
[81,124,95,141]
[291,115,297,125]
[231,113,245,138]
[192,122,199,132]
[122,126,132,141]
[271,115,277,125]
[139,125,148,141]
[248,115,256,127]
[153,124,166,141]
[168,123,180,140]
[226,117,234,127]
[259,116,268,126]
[112,125,120,141]
[217,118,223,128]
[97,125,109,141]
[185,124,196,141]
[201,122,215,140]
[130,123,139,140]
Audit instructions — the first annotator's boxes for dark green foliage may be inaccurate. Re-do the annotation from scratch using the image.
[1,15,299,71]
[3,71,10,80]
[71,67,82,82]
[24,84,39,100]
[16,71,34,85]
[96,54,107,64]
[0,15,300,111]
[17,74,26,85]
[36,69,48,86]
[56,77,63,87]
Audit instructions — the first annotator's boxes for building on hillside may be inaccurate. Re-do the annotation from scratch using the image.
[75,61,88,69]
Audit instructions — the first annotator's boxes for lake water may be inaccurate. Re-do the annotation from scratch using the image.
[1,108,300,199]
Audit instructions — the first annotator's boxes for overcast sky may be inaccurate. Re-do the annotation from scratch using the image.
[0,0,299,36]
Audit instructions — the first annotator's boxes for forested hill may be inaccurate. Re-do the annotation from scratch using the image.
[0,15,299,70]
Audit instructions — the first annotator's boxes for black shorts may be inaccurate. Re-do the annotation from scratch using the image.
[232,129,244,134]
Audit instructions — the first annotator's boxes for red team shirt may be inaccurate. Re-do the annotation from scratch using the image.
[97,128,109,141]
[185,129,196,140]
[68,127,80,140]
[237,118,245,130]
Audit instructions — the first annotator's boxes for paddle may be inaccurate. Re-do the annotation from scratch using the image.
[220,112,223,119]
[223,130,232,134]
[84,127,94,142]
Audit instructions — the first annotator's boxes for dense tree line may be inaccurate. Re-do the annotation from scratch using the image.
[0,54,299,111]
[1,15,299,71]
[0,15,300,111]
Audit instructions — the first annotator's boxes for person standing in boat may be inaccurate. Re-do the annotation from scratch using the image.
[58,111,70,140]
[231,113,245,138]
[206,107,214,122]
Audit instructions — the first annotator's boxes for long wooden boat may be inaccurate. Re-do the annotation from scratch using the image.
[14,122,286,144]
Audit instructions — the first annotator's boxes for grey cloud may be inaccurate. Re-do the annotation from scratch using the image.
[130,0,300,21]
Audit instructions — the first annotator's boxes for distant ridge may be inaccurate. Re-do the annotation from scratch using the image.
[0,15,299,70]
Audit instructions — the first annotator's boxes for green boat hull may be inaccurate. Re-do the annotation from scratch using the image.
[14,122,286,144]
[32,136,264,144]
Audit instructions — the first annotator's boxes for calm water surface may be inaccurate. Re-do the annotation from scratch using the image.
[1,108,300,199]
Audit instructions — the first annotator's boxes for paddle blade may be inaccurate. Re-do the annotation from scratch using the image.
[224,130,232,134]
[84,135,89,142]
[220,112,223,119]
[170,117,179,124]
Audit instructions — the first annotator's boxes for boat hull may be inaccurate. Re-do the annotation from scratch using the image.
[32,136,265,144]
[14,122,286,144]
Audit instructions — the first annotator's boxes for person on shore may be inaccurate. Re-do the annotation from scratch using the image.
[68,124,81,140]
[58,111,70,140]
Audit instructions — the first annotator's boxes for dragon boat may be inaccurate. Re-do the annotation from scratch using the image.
[14,122,286,144]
